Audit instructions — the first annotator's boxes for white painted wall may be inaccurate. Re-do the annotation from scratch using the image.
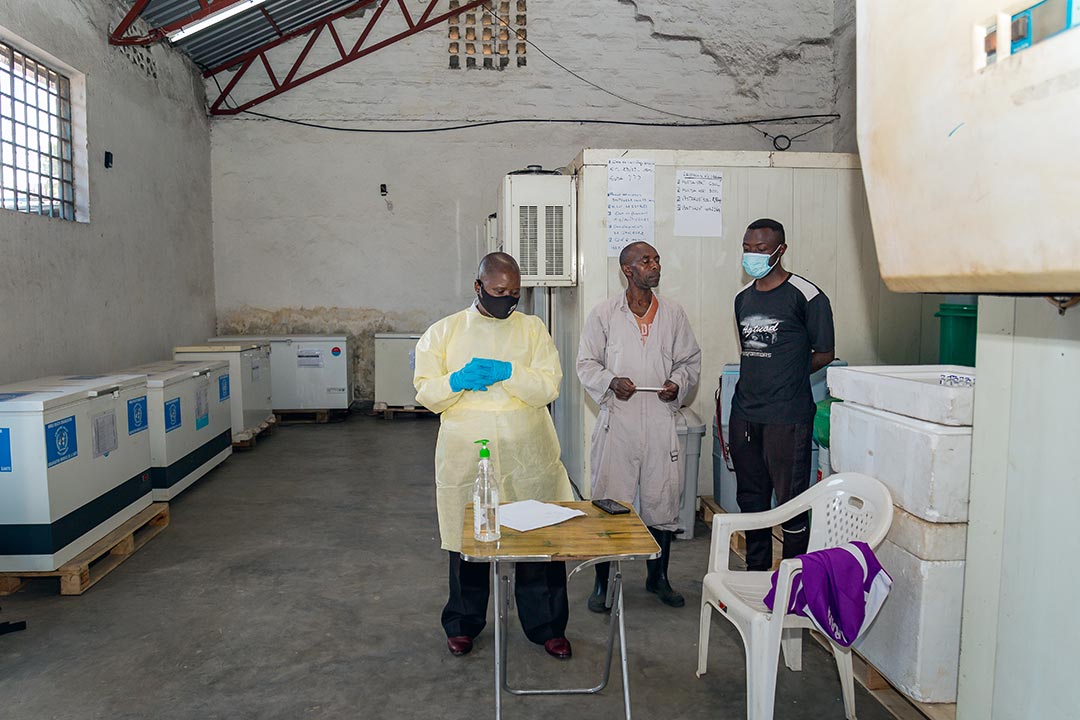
[0,0,213,386]
[958,297,1080,720]
[210,0,851,400]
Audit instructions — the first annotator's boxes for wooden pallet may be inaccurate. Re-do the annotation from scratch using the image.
[273,408,347,425]
[700,497,956,720]
[0,503,170,597]
[809,631,956,720]
[373,402,433,421]
[232,415,277,450]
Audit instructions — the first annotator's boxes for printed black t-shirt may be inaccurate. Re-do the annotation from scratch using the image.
[731,273,834,425]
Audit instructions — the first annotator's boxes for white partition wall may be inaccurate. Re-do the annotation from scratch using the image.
[552,149,928,494]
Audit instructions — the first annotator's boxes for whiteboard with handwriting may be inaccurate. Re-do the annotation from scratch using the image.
[607,159,655,256]
[674,170,723,237]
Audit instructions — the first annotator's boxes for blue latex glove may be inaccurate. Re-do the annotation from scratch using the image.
[467,358,512,384]
[486,359,512,383]
[450,364,489,392]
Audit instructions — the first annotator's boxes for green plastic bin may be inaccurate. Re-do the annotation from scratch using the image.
[814,398,839,449]
[935,303,977,367]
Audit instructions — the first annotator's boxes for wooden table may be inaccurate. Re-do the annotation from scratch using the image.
[461,501,660,720]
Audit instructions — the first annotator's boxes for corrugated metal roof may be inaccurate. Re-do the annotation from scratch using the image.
[129,0,366,71]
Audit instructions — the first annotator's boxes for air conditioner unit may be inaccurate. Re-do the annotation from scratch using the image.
[497,166,576,287]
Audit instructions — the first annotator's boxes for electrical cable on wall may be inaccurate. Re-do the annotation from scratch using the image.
[239,109,840,134]
[749,121,836,150]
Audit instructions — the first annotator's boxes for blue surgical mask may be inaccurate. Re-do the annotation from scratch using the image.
[742,246,781,279]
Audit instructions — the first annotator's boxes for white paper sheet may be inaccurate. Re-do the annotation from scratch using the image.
[607,159,655,257]
[674,170,723,237]
[607,194,654,256]
[195,384,209,429]
[92,410,118,459]
[499,499,586,532]
[607,158,655,196]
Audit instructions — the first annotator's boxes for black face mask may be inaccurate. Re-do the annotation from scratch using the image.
[477,281,518,320]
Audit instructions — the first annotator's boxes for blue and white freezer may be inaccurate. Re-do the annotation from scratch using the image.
[124,360,233,501]
[173,344,273,440]
[0,374,153,571]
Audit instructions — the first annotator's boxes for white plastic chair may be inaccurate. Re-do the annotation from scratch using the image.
[696,473,894,720]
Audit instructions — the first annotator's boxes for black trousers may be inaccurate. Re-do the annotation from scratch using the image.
[442,551,569,644]
[729,416,813,571]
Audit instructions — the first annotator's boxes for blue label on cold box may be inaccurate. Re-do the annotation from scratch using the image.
[128,396,148,435]
[165,398,182,433]
[0,428,11,472]
[219,374,230,401]
[0,392,32,402]
[45,415,78,468]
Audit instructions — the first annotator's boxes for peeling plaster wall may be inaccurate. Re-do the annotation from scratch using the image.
[0,0,213,385]
[211,0,849,401]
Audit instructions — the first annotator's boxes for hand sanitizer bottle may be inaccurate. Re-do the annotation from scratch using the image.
[473,439,500,542]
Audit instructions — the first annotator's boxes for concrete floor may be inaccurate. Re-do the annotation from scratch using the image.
[0,415,894,720]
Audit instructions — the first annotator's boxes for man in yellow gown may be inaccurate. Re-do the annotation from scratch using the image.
[414,252,574,659]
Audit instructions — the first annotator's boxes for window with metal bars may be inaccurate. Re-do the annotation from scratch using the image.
[0,40,75,220]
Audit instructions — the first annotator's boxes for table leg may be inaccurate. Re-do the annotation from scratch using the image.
[500,562,622,696]
[616,560,632,719]
[493,560,502,720]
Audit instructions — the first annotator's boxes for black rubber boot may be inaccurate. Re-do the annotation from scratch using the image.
[645,528,685,608]
[587,562,611,613]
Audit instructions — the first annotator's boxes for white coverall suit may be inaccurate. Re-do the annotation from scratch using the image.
[576,293,701,530]
[414,306,574,552]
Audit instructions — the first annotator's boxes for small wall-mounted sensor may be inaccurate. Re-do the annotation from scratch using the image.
[104,151,113,169]
[379,183,388,196]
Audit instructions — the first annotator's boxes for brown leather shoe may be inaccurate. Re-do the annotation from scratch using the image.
[544,637,572,659]
[447,635,473,656]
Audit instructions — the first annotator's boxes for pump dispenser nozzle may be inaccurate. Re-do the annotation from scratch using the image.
[475,438,491,458]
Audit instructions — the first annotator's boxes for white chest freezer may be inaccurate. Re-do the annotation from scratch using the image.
[173,344,272,439]
[0,374,153,571]
[210,335,352,411]
[124,360,233,501]
[374,333,422,408]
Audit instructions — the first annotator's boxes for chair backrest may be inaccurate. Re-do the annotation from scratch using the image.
[805,473,894,553]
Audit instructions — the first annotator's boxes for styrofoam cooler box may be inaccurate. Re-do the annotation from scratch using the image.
[858,513,966,703]
[826,365,975,426]
[210,335,352,411]
[885,504,967,561]
[0,375,153,571]
[125,360,233,501]
[831,402,972,522]
[174,344,272,438]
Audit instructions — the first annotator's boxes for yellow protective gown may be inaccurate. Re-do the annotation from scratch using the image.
[414,306,573,552]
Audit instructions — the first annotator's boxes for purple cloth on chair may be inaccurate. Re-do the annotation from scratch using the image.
[763,541,892,648]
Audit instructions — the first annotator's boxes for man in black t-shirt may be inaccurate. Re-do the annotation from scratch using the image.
[730,218,835,571]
